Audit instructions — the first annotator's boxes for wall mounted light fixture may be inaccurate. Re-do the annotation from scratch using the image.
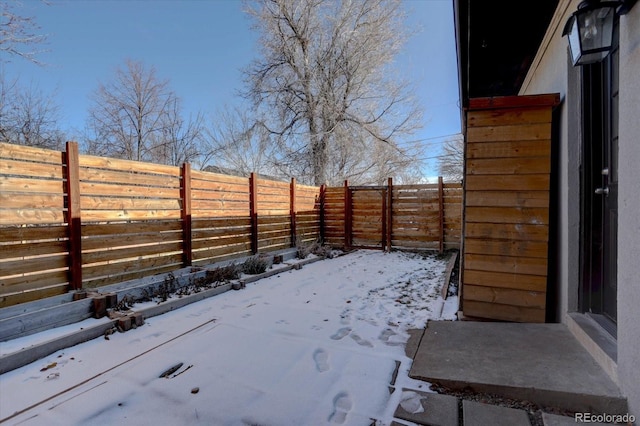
[563,1,621,66]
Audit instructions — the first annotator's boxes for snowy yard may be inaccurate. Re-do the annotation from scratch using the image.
[0,250,458,425]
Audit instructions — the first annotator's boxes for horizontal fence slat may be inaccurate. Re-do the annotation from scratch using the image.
[1,285,68,308]
[465,206,549,225]
[0,193,65,209]
[465,222,549,242]
[79,181,181,198]
[463,270,547,292]
[0,177,66,194]
[464,238,548,258]
[79,167,181,188]
[0,224,67,239]
[467,157,551,175]
[467,123,552,142]
[80,196,182,211]
[0,240,68,260]
[467,140,552,159]
[467,107,552,127]
[82,253,183,281]
[192,235,252,250]
[0,158,65,179]
[0,254,68,277]
[0,209,66,225]
[82,231,182,251]
[191,170,248,185]
[81,209,181,222]
[465,191,549,208]
[82,242,182,265]
[462,300,545,323]
[79,154,180,176]
[466,174,550,191]
[0,142,64,164]
[1,270,69,292]
[464,253,548,276]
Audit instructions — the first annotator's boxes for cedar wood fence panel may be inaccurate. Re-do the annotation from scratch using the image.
[0,142,321,307]
[461,94,559,323]
[1,142,460,307]
[323,179,462,251]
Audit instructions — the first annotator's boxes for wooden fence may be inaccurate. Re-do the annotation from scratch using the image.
[461,94,558,323]
[0,141,461,308]
[0,142,320,307]
[324,178,462,251]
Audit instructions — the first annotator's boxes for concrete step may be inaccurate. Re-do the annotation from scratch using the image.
[409,321,627,415]
[542,412,628,426]
[393,389,532,426]
[391,389,625,426]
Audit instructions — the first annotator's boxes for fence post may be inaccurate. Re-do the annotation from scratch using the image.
[181,163,192,266]
[250,172,259,254]
[438,176,444,253]
[381,185,387,252]
[319,184,326,244]
[344,180,351,250]
[65,141,82,290]
[386,177,393,252]
[290,177,297,247]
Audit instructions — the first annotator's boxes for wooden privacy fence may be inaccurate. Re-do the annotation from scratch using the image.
[0,141,462,308]
[324,178,462,251]
[461,94,559,323]
[0,142,320,307]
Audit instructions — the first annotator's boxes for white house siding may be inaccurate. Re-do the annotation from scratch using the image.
[519,0,640,417]
[520,0,580,323]
[616,3,640,418]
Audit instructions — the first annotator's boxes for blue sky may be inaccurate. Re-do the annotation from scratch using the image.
[3,0,461,176]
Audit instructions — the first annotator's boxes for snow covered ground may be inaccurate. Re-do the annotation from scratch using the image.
[0,249,458,425]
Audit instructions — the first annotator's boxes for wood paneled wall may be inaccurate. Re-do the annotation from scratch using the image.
[462,94,559,323]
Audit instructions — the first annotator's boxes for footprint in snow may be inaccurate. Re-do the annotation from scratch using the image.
[313,348,329,372]
[379,328,403,346]
[350,333,373,347]
[330,327,351,340]
[328,392,352,424]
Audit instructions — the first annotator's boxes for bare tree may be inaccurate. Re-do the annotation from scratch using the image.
[150,97,205,166]
[85,60,174,162]
[437,135,464,182]
[243,0,422,185]
[201,106,277,176]
[0,73,65,149]
[1,1,48,65]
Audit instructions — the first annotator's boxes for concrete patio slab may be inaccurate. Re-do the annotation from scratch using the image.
[393,389,458,426]
[409,321,627,414]
[405,328,425,359]
[462,400,531,426]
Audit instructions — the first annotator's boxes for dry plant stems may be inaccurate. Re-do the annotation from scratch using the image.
[113,265,242,310]
[297,237,334,259]
[242,255,269,275]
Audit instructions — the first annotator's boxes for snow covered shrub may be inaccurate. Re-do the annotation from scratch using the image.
[242,255,269,275]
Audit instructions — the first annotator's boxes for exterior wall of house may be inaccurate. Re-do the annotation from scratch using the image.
[616,3,640,417]
[519,0,640,417]
[519,0,580,324]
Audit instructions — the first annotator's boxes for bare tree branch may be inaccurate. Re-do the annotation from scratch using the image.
[0,72,65,149]
[84,59,203,165]
[1,2,49,66]
[242,0,423,185]
[437,135,464,182]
